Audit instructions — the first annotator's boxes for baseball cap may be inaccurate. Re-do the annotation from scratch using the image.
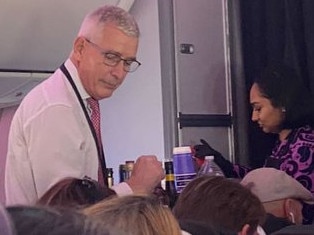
[240,168,314,204]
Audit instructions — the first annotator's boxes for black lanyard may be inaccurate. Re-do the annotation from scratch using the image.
[60,63,107,186]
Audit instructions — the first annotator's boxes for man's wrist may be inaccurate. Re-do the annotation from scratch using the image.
[126,178,150,194]
[111,182,133,196]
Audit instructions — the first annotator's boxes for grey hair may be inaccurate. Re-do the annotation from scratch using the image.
[80,5,140,38]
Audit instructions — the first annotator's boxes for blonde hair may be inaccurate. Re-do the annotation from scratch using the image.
[82,194,182,235]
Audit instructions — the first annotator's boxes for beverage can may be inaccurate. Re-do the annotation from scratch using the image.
[172,146,196,193]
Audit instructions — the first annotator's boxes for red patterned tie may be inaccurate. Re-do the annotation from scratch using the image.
[87,97,105,186]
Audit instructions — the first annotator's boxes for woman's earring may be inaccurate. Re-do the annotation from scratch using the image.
[282,107,286,113]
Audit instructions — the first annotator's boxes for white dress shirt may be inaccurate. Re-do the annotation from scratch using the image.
[5,59,131,205]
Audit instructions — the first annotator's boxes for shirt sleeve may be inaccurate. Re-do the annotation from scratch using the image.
[6,104,98,205]
[5,109,38,205]
[233,164,252,178]
[111,182,133,196]
[5,141,37,205]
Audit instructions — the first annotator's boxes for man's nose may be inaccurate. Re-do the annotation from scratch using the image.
[111,61,127,78]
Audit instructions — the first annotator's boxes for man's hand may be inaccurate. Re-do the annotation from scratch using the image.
[126,155,165,194]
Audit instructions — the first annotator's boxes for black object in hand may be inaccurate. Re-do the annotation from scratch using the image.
[194,139,220,158]
[193,139,236,178]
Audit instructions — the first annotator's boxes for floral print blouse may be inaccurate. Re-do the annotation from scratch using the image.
[234,125,314,224]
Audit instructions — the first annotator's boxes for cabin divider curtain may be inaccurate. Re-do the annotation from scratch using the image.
[238,0,314,167]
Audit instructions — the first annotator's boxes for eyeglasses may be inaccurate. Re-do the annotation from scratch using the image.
[85,38,141,72]
[81,176,97,189]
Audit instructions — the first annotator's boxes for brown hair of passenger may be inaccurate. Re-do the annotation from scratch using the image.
[173,176,266,235]
[37,176,116,209]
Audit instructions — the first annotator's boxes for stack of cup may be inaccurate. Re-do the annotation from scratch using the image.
[172,146,197,193]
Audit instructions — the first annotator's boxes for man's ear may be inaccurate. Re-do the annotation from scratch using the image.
[238,224,250,235]
[239,224,265,235]
[72,37,86,58]
[283,198,303,224]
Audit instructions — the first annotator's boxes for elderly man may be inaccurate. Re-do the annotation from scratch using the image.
[5,5,164,205]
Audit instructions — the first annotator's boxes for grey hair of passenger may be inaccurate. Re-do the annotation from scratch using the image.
[78,5,140,38]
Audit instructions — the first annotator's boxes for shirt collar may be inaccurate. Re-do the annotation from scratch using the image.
[64,59,90,100]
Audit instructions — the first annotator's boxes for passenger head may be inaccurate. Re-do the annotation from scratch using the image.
[241,168,314,225]
[250,64,314,133]
[37,176,116,209]
[83,194,182,235]
[6,205,109,235]
[70,5,140,100]
[173,176,265,235]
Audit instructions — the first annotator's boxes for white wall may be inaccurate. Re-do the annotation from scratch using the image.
[101,0,165,182]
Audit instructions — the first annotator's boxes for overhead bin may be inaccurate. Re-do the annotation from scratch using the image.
[0,72,51,109]
[0,0,134,108]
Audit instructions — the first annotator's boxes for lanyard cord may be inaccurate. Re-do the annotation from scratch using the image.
[60,63,107,186]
